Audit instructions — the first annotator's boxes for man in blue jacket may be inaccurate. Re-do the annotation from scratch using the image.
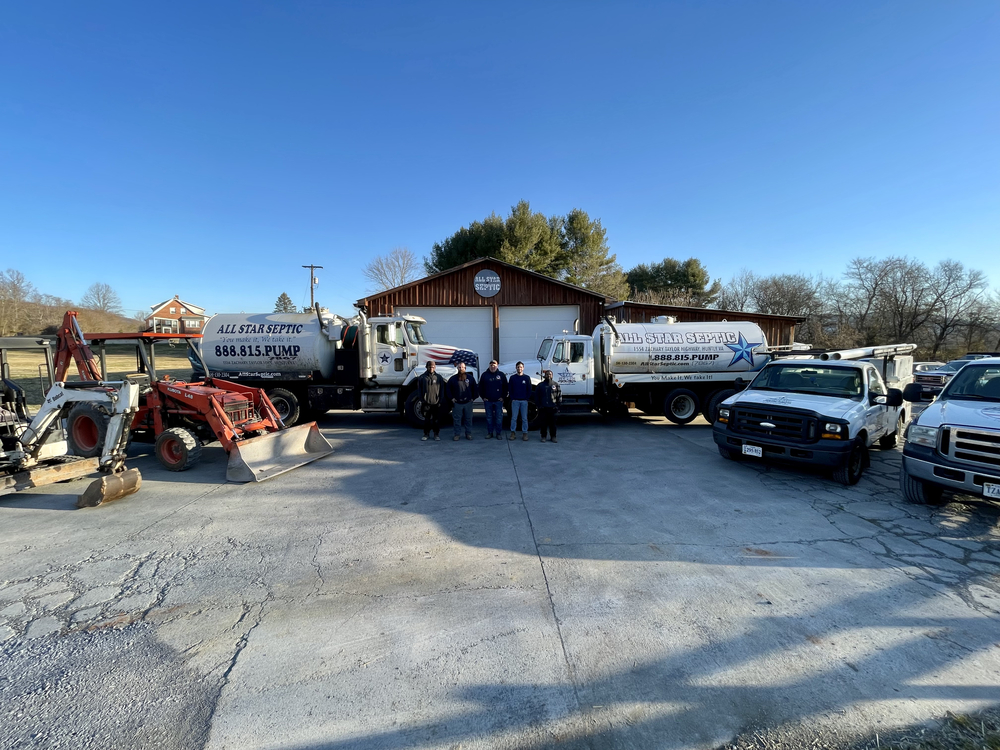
[479,359,508,440]
[508,361,532,441]
[446,362,479,440]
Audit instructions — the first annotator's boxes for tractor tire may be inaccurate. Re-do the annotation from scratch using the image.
[832,440,867,486]
[155,427,202,472]
[879,414,905,449]
[899,470,946,505]
[663,389,700,425]
[66,403,110,458]
[266,388,301,426]
[704,389,736,424]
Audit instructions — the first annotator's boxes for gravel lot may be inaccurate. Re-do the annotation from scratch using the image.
[1,411,998,750]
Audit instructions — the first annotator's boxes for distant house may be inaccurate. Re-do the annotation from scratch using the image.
[145,295,209,334]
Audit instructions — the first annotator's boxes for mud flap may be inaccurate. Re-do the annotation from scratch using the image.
[226,422,334,483]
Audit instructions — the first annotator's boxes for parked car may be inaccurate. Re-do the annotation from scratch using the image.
[899,358,1000,504]
[913,360,973,399]
[914,361,945,373]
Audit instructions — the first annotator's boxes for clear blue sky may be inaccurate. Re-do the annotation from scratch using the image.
[1,1,997,318]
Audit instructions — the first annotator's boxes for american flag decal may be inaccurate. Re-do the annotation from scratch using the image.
[425,347,479,369]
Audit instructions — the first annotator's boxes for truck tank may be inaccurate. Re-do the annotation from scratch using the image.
[201,313,338,378]
[598,320,770,375]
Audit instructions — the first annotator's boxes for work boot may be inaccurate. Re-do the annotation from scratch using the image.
[485,433,493,440]
[453,436,460,441]
[541,436,547,443]
[466,434,473,440]
[522,434,529,441]
[509,432,516,440]
[551,437,558,443]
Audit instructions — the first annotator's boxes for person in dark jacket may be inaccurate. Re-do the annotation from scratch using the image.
[479,359,508,440]
[417,361,448,441]
[534,369,561,443]
[507,361,532,441]
[446,362,479,440]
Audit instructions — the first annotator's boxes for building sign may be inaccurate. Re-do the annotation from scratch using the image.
[474,270,501,298]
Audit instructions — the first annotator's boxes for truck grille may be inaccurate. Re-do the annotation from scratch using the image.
[941,427,1000,470]
[731,407,817,444]
[916,374,948,386]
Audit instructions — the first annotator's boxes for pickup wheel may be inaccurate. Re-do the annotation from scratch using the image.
[704,389,736,424]
[718,445,741,461]
[266,388,301,426]
[155,427,202,472]
[879,414,905,449]
[663,389,700,425]
[899,471,946,505]
[832,440,866,485]
[66,403,110,458]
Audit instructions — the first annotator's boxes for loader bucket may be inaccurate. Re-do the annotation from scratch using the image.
[226,422,334,483]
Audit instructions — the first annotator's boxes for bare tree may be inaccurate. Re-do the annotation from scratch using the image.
[714,269,758,312]
[80,282,123,314]
[0,269,37,335]
[362,247,419,292]
[925,260,989,357]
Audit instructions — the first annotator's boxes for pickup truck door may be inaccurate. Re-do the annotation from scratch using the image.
[864,367,888,441]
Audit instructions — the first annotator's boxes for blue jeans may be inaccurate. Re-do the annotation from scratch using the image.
[452,401,474,437]
[510,400,529,434]
[484,401,504,435]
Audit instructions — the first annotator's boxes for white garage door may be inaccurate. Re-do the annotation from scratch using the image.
[499,306,580,364]
[396,307,493,368]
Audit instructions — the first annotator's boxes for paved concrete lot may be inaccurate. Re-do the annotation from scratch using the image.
[1,412,999,750]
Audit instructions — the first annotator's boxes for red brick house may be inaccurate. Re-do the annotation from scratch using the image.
[144,295,209,334]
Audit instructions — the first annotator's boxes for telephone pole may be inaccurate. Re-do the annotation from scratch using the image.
[302,264,323,310]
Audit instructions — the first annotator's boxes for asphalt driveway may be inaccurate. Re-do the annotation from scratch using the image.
[1,412,998,749]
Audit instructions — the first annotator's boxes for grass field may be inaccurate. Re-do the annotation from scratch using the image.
[2,344,195,407]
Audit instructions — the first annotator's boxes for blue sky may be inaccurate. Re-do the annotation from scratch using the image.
[1,1,997,318]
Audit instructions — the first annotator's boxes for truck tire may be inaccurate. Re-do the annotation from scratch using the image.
[879,414,905,449]
[663,389,700,425]
[718,444,741,461]
[404,391,426,429]
[266,388,300,426]
[66,403,110,458]
[155,427,202,472]
[899,471,945,505]
[832,440,866,485]
[704,389,736,424]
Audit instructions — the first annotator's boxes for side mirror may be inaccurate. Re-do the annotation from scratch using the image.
[885,388,903,407]
[733,377,747,392]
[902,383,923,403]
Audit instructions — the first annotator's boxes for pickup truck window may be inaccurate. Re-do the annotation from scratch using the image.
[537,339,553,361]
[750,364,863,399]
[867,368,886,395]
[942,365,1000,401]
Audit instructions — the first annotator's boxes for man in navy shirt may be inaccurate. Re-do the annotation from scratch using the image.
[479,359,508,440]
[446,362,479,440]
[508,361,532,441]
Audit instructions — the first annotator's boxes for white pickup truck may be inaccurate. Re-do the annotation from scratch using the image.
[712,345,915,485]
[899,357,1000,504]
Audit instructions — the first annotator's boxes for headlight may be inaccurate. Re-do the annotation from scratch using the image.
[718,408,730,423]
[824,423,841,433]
[906,424,938,448]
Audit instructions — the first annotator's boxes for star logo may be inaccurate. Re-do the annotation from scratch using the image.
[379,352,391,364]
[726,332,763,367]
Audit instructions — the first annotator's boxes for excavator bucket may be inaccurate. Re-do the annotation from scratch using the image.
[226,422,334,483]
[77,469,142,508]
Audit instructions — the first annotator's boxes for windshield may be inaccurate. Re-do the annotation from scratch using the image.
[749,364,863,399]
[938,361,966,372]
[537,339,553,361]
[405,322,429,345]
[941,364,1000,401]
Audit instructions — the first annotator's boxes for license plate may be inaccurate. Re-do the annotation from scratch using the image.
[742,444,763,458]
[984,483,1000,499]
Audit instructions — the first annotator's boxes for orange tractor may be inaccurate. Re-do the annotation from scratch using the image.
[54,312,333,482]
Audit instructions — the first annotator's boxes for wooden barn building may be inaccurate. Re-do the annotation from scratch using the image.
[358,258,805,365]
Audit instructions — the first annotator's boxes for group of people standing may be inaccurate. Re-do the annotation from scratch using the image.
[416,359,562,443]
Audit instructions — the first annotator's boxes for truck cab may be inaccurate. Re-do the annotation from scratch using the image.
[713,358,906,485]
[501,334,596,408]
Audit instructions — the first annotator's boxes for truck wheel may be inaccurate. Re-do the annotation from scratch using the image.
[266,388,300,426]
[879,414,905,449]
[832,440,866,485]
[155,427,202,472]
[404,391,426,429]
[718,444,741,461]
[67,403,110,458]
[899,471,945,505]
[704,389,736,424]
[663,389,700,425]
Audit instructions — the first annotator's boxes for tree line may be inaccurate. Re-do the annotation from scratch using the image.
[0,270,136,335]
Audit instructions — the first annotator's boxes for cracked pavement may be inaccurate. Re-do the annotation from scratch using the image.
[1,411,998,749]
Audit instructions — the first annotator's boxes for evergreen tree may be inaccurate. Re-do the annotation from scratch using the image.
[626,258,721,307]
[274,292,297,313]
[559,209,629,300]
